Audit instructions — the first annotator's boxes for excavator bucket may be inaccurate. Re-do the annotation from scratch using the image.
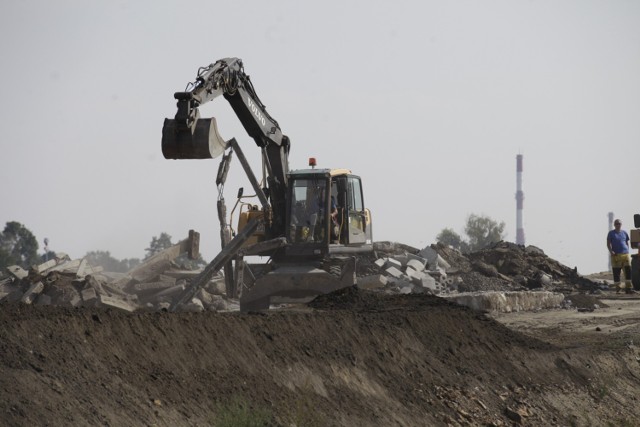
[162,117,227,159]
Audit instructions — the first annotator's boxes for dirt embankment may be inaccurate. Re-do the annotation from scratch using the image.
[2,287,640,426]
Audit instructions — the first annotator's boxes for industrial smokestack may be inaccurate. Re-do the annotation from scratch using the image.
[515,154,525,246]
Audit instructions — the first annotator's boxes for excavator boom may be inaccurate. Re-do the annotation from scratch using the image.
[162,57,289,238]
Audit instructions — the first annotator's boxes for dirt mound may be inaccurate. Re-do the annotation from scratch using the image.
[434,241,603,293]
[2,286,639,426]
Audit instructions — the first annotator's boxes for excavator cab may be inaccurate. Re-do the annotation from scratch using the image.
[284,168,372,259]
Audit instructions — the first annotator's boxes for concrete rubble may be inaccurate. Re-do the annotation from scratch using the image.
[1,236,605,314]
[361,240,605,313]
[0,230,236,313]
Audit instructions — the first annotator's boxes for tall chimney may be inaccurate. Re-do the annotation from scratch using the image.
[516,154,525,246]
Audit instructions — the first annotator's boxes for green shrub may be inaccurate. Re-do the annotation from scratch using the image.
[214,397,275,427]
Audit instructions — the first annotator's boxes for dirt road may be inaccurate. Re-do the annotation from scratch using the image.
[1,289,640,426]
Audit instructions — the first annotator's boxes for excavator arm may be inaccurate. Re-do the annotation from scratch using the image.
[162,57,290,238]
[171,58,284,147]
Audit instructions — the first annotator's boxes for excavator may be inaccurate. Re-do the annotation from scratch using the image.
[161,58,373,311]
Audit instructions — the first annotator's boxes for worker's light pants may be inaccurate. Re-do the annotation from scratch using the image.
[611,253,632,289]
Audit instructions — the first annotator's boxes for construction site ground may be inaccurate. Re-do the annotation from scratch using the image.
[2,287,640,426]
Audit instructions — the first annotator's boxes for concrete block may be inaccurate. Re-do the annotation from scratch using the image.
[406,267,427,284]
[385,266,404,279]
[99,295,137,312]
[50,259,81,274]
[154,284,185,298]
[197,289,215,306]
[36,259,58,274]
[436,255,450,270]
[132,281,176,294]
[399,282,414,294]
[76,258,88,278]
[418,247,451,270]
[540,273,552,286]
[181,298,204,312]
[407,253,428,266]
[70,292,81,307]
[20,281,44,304]
[421,274,438,291]
[205,278,226,296]
[374,258,386,269]
[406,260,424,273]
[385,258,403,270]
[418,246,438,265]
[198,292,229,311]
[81,287,98,305]
[392,255,408,267]
[6,265,28,280]
[357,274,388,290]
[157,274,178,284]
[444,291,564,313]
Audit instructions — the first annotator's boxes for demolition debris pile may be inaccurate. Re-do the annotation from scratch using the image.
[0,231,234,313]
[0,236,603,313]
[359,240,602,295]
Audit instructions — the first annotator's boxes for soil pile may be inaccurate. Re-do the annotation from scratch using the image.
[431,241,602,293]
[2,286,639,426]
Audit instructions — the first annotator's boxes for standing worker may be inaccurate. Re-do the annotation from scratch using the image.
[607,219,633,293]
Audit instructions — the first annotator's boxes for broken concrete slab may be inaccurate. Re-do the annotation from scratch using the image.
[20,281,44,304]
[181,298,204,312]
[421,274,438,291]
[6,265,28,280]
[385,266,404,279]
[357,274,388,290]
[384,258,403,270]
[154,284,186,298]
[35,259,58,274]
[406,266,427,281]
[76,258,88,278]
[419,246,451,271]
[406,258,426,272]
[99,295,137,312]
[49,259,82,274]
[81,287,98,306]
[110,230,200,289]
[444,291,564,313]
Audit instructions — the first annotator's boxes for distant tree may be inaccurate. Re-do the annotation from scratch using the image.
[464,214,506,252]
[40,251,57,263]
[85,250,141,273]
[121,257,142,271]
[145,232,173,260]
[436,228,464,251]
[0,221,39,270]
[436,214,506,253]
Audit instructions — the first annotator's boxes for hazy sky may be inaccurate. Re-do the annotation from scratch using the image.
[1,0,638,274]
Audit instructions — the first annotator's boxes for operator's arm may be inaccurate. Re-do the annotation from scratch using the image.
[607,232,614,255]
